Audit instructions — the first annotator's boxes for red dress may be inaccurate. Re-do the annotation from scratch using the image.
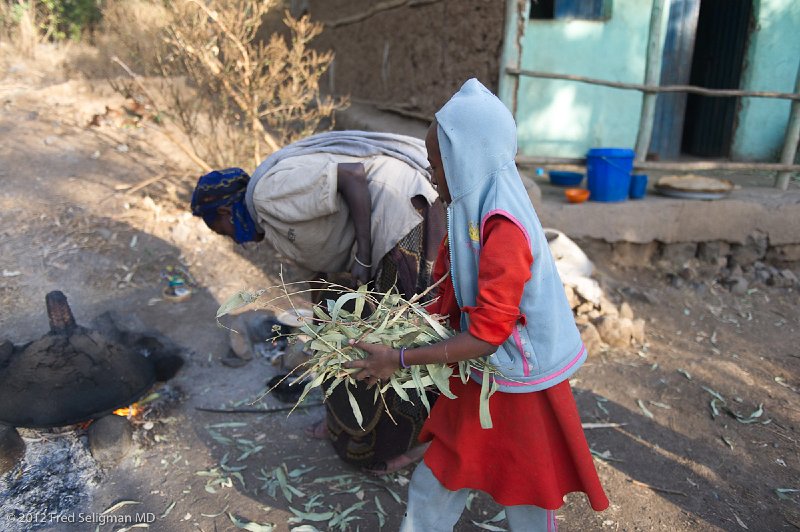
[422,216,609,511]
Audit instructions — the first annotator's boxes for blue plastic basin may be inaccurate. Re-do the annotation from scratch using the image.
[549,171,584,187]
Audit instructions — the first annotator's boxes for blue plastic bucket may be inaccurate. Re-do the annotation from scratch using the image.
[629,174,648,199]
[586,148,635,202]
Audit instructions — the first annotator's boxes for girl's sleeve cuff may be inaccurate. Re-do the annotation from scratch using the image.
[463,305,521,346]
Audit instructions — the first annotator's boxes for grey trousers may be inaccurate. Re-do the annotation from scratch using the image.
[400,461,557,532]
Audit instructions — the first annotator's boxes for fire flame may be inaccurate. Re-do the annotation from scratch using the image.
[113,403,142,418]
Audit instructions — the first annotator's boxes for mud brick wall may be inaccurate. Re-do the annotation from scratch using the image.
[297,0,506,118]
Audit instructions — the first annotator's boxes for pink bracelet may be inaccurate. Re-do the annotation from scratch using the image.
[399,347,409,369]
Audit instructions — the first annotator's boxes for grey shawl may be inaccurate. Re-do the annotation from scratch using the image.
[245,131,430,220]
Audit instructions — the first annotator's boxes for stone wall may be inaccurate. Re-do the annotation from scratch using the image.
[294,0,506,118]
[595,236,800,293]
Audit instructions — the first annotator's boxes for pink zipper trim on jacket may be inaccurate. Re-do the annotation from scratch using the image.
[472,344,586,387]
[511,326,530,376]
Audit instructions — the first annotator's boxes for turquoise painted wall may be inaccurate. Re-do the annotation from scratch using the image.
[507,0,799,162]
[731,0,800,161]
[512,0,656,158]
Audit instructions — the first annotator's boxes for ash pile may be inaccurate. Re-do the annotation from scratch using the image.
[0,429,101,532]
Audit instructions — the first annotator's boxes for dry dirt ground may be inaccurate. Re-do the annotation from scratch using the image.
[1,45,799,532]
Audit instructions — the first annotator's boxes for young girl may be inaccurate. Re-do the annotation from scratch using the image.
[347,79,609,531]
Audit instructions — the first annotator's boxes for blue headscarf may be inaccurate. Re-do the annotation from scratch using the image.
[190,168,259,244]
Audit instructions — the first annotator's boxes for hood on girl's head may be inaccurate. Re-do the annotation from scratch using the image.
[434,78,518,202]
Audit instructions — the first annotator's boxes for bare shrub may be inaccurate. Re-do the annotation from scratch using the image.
[107,0,347,170]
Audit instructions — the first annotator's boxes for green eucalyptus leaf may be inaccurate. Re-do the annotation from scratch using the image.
[346,385,364,428]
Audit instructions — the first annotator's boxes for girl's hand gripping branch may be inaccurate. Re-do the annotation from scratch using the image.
[345,332,497,389]
[345,340,400,388]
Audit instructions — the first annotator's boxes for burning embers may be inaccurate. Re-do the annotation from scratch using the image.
[113,403,144,419]
[0,291,185,529]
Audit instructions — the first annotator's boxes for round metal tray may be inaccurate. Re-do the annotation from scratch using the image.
[654,185,731,200]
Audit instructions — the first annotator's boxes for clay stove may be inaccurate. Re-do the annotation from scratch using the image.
[0,291,184,529]
[0,291,157,431]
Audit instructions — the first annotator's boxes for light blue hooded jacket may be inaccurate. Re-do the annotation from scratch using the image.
[436,79,586,393]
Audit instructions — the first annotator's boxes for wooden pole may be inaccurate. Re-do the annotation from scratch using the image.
[498,0,528,116]
[775,61,800,190]
[635,0,667,163]
[634,160,800,172]
[505,68,800,101]
[515,155,800,172]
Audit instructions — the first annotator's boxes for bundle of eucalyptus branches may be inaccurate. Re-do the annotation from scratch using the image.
[289,284,499,429]
[215,280,501,428]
